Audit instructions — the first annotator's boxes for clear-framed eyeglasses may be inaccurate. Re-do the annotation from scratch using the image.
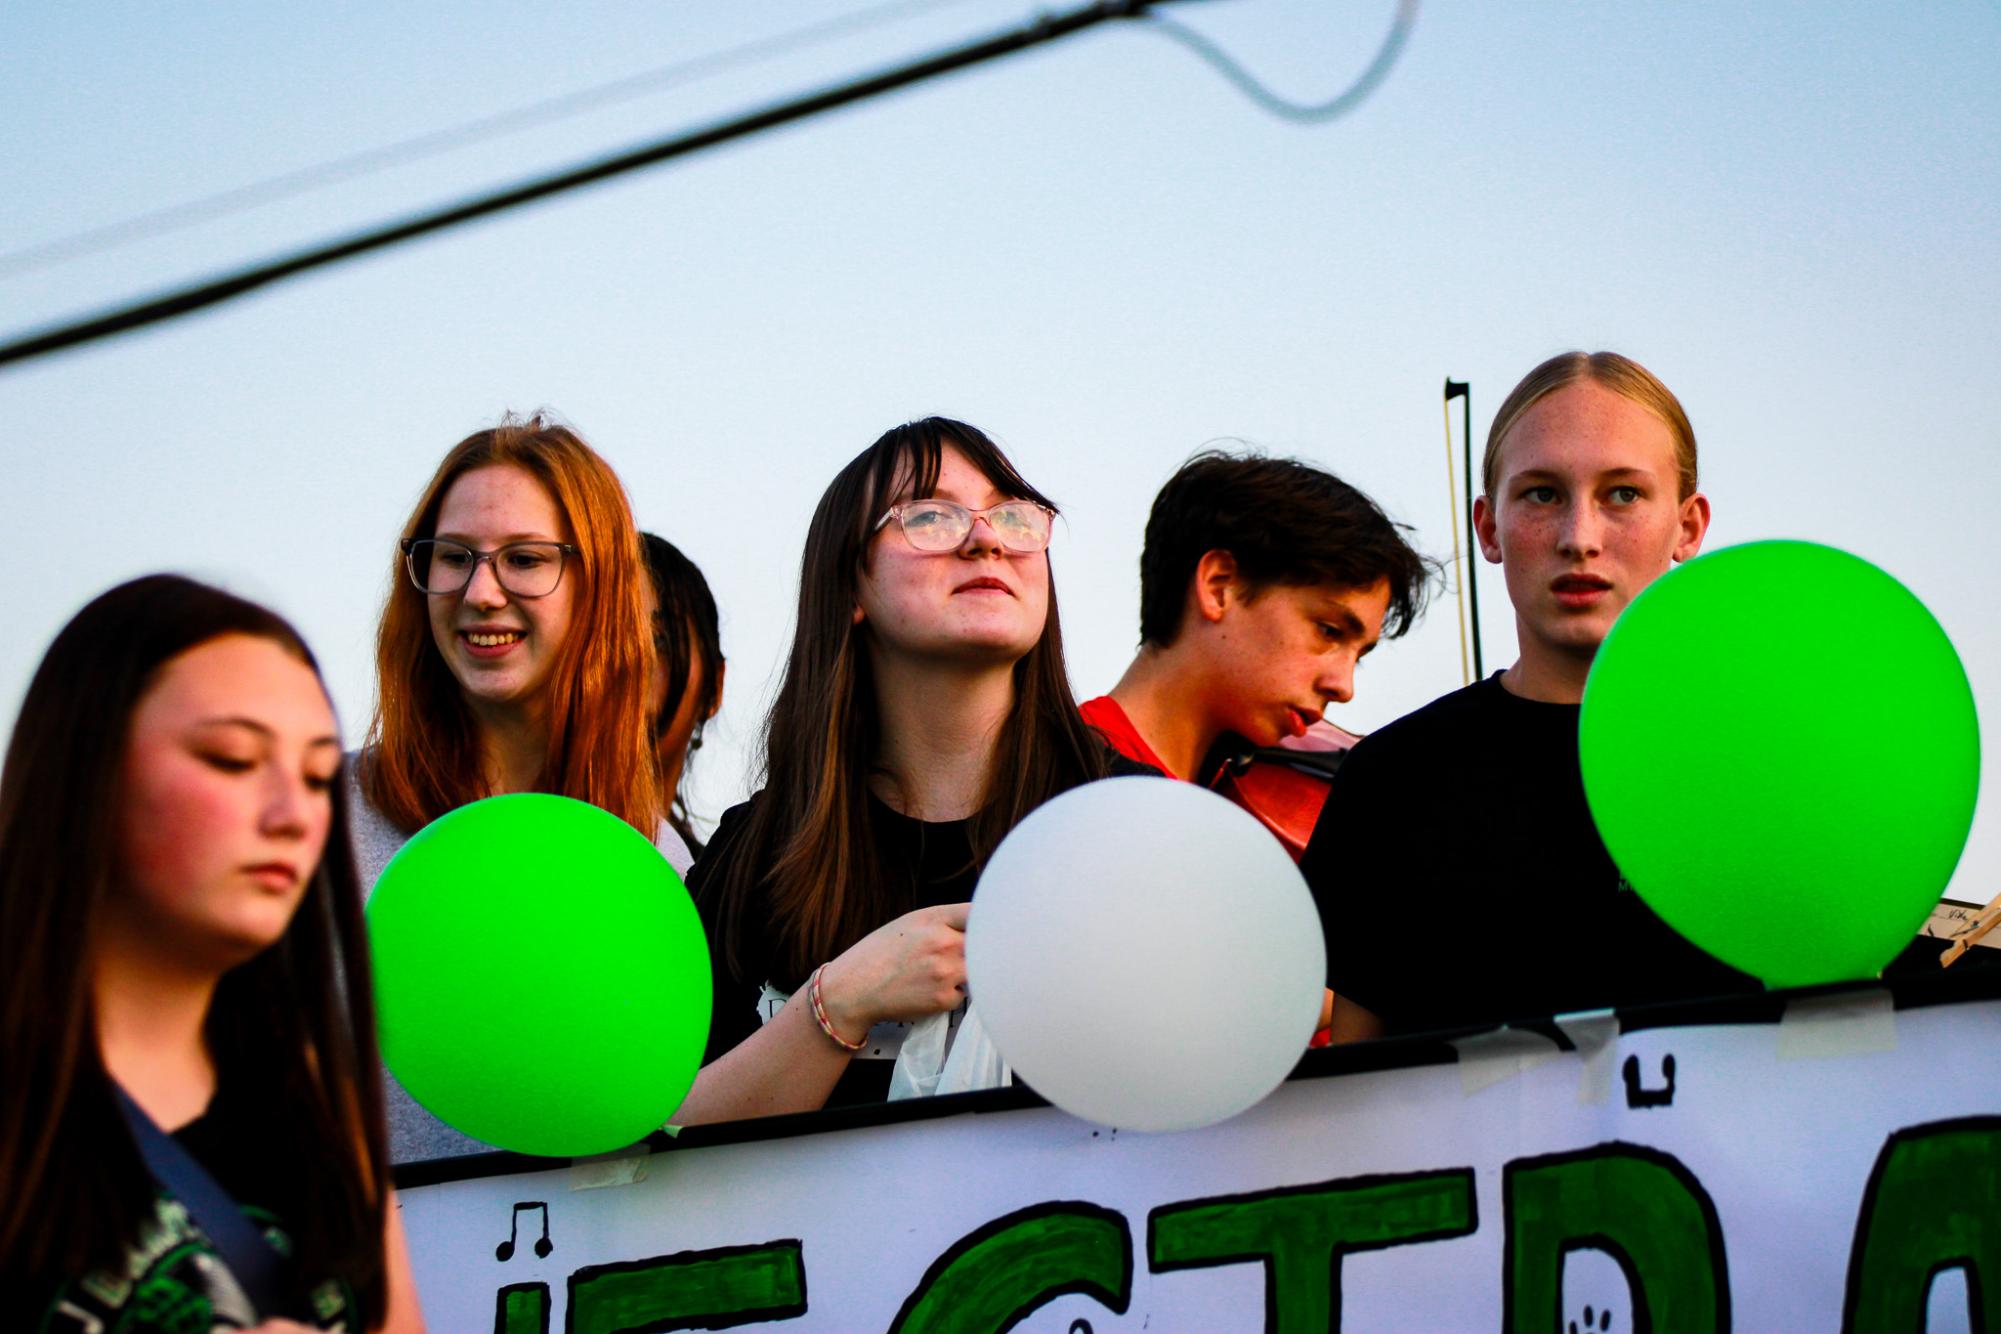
[401,538,579,598]
[872,499,1054,553]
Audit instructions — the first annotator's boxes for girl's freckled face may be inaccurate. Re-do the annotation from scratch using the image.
[855,445,1051,665]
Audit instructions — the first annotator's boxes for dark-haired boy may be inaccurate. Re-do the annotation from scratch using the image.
[1082,451,1434,790]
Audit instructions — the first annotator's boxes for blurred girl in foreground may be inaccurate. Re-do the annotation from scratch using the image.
[352,413,663,1160]
[0,576,421,1331]
[679,417,1144,1123]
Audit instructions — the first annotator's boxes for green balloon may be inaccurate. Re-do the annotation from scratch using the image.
[367,794,711,1156]
[1580,541,1979,988]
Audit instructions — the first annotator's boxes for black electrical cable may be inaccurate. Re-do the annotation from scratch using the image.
[0,0,1160,372]
[0,0,979,281]
[1142,0,1417,124]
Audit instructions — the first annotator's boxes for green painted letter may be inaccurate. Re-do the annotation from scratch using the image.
[1148,1169,1476,1334]
[494,1281,548,1334]
[1505,1142,1728,1334]
[567,1240,805,1333]
[1844,1117,2000,1333]
[889,1202,1131,1334]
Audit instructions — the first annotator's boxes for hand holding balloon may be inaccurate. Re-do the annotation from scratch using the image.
[816,902,970,1041]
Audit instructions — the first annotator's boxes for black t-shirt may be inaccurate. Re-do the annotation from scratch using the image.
[689,754,1158,1108]
[690,792,984,1108]
[28,1081,356,1332]
[1299,674,1757,1035]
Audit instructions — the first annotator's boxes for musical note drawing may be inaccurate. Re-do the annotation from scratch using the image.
[1622,1054,1676,1109]
[495,1201,553,1261]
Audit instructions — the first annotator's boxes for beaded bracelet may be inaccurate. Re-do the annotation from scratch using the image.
[808,964,865,1052]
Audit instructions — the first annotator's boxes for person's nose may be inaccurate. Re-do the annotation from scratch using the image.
[959,513,1005,556]
[259,763,314,842]
[1557,502,1604,559]
[462,554,510,608]
[1318,653,1357,706]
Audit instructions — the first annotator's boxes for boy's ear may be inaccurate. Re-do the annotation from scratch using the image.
[1673,492,1712,563]
[1193,549,1241,624]
[1473,496,1502,565]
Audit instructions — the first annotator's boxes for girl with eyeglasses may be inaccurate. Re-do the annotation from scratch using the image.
[0,576,422,1332]
[352,413,665,1162]
[676,417,1151,1123]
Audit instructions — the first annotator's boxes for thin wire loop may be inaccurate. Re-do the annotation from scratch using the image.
[1142,0,1419,125]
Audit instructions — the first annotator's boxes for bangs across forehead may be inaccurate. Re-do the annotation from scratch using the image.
[869,422,1058,514]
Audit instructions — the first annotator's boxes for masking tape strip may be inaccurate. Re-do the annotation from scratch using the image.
[1451,1027,1565,1096]
[1555,1009,1621,1106]
[1776,989,1897,1062]
[570,1142,652,1191]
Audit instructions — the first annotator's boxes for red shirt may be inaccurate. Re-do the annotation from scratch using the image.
[1079,695,1179,780]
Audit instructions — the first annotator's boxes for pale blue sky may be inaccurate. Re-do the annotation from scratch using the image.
[4,2,1996,905]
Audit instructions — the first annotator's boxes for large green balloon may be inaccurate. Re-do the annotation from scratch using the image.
[367,794,711,1156]
[1580,541,1979,988]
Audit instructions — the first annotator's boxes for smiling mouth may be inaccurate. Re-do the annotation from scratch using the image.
[462,630,525,647]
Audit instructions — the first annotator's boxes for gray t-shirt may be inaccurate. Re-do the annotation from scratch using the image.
[347,755,693,1164]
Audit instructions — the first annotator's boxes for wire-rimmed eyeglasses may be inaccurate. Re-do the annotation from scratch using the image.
[872,499,1053,553]
[401,538,579,598]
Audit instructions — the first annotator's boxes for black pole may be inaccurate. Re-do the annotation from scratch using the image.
[0,0,1157,371]
[1444,378,1482,679]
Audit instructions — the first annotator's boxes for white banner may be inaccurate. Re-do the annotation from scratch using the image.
[399,988,2000,1332]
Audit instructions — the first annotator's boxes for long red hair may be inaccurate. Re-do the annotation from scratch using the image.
[363,414,660,834]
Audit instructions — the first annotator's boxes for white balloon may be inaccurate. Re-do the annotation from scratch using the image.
[966,776,1327,1132]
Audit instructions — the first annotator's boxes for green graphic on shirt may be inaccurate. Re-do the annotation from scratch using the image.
[43,1194,351,1334]
[126,1245,217,1334]
[1505,1142,1729,1334]
[889,1201,1132,1334]
[1843,1116,2000,1332]
[1148,1168,1477,1334]
[566,1240,805,1333]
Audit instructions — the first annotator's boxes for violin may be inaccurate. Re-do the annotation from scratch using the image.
[1203,720,1361,863]
[1206,720,1361,1049]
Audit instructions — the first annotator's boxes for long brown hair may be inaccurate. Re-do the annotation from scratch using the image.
[0,576,390,1323]
[364,413,660,834]
[710,418,1108,985]
[641,531,725,856]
